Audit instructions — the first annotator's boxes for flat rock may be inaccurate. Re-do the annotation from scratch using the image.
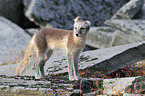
[103,76,138,95]
[125,76,145,94]
[86,27,117,48]
[23,0,128,29]
[0,74,143,95]
[105,20,145,41]
[0,75,103,95]
[111,30,141,46]
[111,0,144,19]
[0,17,31,65]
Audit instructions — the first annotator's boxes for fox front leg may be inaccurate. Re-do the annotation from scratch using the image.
[73,51,80,80]
[67,52,76,81]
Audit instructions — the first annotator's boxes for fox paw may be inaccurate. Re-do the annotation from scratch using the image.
[35,76,43,79]
[69,76,79,81]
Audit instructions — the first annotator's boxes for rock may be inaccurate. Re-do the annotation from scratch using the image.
[134,4,145,19]
[0,73,143,95]
[125,76,145,94]
[111,30,131,46]
[103,76,138,95]
[0,0,23,24]
[86,27,117,48]
[0,17,31,65]
[83,45,98,51]
[136,60,145,68]
[0,75,103,95]
[105,20,145,42]
[111,30,143,46]
[111,0,144,19]
[23,0,128,29]
[87,20,145,48]
[0,63,18,76]
[123,93,142,96]
[25,28,40,36]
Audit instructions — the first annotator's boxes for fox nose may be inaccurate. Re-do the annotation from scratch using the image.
[76,33,79,36]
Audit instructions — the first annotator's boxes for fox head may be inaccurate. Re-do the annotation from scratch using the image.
[73,16,91,37]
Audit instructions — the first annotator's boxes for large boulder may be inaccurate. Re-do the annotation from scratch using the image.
[0,17,31,65]
[111,0,144,19]
[105,20,145,43]
[86,27,117,48]
[111,30,134,46]
[23,0,128,29]
[86,24,145,48]
[0,0,23,24]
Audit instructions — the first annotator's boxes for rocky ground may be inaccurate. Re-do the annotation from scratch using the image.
[0,0,145,95]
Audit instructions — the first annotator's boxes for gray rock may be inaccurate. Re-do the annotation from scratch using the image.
[0,73,143,95]
[0,63,18,76]
[23,0,128,29]
[86,27,117,48]
[0,17,31,65]
[111,30,131,46]
[111,30,143,46]
[86,26,144,48]
[25,28,40,36]
[105,20,145,42]
[123,93,142,96]
[125,76,145,94]
[103,76,138,95]
[0,0,23,24]
[134,4,145,19]
[111,0,144,19]
[0,75,103,95]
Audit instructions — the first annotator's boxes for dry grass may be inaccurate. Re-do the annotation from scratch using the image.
[1,50,25,66]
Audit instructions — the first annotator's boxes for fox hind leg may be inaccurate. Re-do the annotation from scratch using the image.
[73,52,80,80]
[34,56,45,79]
[35,49,53,79]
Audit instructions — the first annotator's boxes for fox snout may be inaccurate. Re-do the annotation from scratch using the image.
[75,32,81,37]
[75,29,87,37]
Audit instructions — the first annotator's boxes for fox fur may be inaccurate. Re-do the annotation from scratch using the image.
[15,16,91,80]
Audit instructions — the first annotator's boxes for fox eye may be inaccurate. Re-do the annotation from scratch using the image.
[80,27,85,30]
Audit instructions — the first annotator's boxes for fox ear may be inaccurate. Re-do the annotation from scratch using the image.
[74,16,81,22]
[86,21,91,26]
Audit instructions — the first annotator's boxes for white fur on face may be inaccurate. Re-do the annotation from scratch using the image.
[74,22,90,37]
